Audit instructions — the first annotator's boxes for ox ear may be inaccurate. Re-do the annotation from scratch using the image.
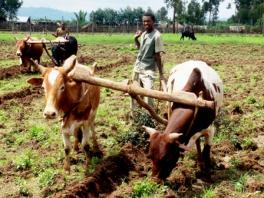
[142,125,158,137]
[168,133,182,143]
[27,77,43,87]
[29,59,47,75]
[63,55,77,73]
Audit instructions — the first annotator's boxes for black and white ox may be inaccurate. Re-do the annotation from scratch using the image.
[143,60,223,180]
[180,29,197,40]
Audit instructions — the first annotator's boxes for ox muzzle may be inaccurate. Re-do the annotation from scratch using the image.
[43,106,58,119]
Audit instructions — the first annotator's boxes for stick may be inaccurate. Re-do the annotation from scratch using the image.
[130,93,168,125]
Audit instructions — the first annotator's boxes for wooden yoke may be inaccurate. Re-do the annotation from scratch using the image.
[70,65,215,110]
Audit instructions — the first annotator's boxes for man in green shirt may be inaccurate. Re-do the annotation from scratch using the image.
[131,12,166,110]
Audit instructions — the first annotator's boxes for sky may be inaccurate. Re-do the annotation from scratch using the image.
[21,0,236,20]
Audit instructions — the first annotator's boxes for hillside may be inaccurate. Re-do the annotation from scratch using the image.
[17,7,75,21]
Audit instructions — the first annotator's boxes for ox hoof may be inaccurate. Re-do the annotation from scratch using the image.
[85,159,90,167]
[73,144,80,153]
[195,171,212,182]
[63,161,71,173]
[151,176,162,184]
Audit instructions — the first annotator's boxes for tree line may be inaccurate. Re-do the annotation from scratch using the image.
[1,0,263,32]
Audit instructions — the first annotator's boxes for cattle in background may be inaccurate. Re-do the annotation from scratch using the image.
[27,55,101,172]
[143,60,223,180]
[51,36,78,66]
[180,29,197,40]
[16,36,43,72]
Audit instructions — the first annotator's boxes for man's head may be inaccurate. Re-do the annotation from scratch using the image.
[61,23,66,29]
[142,12,155,32]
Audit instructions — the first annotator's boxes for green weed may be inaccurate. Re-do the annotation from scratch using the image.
[14,150,36,171]
[38,168,57,188]
[244,96,257,104]
[29,125,47,142]
[234,173,248,192]
[230,157,242,168]
[119,109,155,148]
[241,137,256,150]
[15,178,31,196]
[201,187,216,198]
[0,110,8,123]
[131,178,166,198]
[87,157,102,174]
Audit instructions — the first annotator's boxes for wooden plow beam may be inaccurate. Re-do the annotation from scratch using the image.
[27,39,69,65]
[26,40,69,44]
[70,65,215,110]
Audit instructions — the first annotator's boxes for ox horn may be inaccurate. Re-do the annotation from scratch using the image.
[168,133,182,142]
[142,125,158,136]
[29,59,47,74]
[63,55,77,73]
[24,35,30,41]
[91,62,97,75]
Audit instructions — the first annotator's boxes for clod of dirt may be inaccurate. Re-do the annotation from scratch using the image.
[212,140,236,157]
[96,56,133,73]
[231,106,243,114]
[0,87,42,106]
[166,162,196,192]
[78,55,95,65]
[236,154,264,173]
[53,144,150,197]
[245,177,264,192]
[0,65,28,80]
[53,148,134,197]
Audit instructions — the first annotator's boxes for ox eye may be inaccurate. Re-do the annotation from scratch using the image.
[60,85,65,91]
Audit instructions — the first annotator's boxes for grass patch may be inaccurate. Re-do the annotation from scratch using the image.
[13,150,36,171]
[201,187,216,198]
[0,74,37,95]
[131,178,166,198]
[0,59,19,69]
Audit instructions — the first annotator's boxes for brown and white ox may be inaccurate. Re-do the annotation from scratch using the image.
[143,60,223,180]
[16,36,43,72]
[27,55,100,172]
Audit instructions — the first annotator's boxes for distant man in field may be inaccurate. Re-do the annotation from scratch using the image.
[131,12,165,111]
[51,22,70,65]
[52,22,69,38]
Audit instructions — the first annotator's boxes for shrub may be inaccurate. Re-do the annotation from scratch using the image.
[119,109,155,148]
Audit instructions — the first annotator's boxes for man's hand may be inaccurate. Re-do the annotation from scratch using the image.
[134,30,142,39]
